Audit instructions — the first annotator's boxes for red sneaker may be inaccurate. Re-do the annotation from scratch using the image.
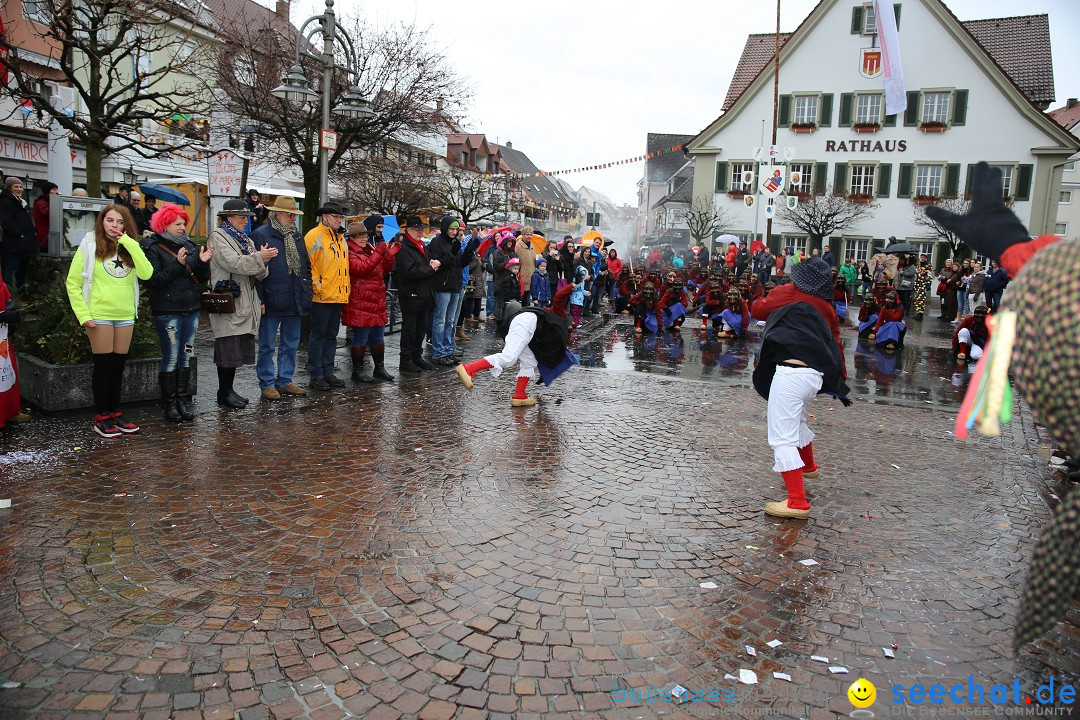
[93,415,122,439]
[110,413,140,434]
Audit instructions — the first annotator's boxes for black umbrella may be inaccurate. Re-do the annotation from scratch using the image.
[883,242,919,254]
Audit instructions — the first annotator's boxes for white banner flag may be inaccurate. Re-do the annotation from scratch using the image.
[874,0,907,115]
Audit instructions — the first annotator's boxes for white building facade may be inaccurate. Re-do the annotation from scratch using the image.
[687,0,1078,267]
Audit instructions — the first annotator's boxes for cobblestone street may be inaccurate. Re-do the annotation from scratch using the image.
[0,313,1075,719]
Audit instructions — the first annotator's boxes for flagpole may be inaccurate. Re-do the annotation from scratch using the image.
[765,0,780,249]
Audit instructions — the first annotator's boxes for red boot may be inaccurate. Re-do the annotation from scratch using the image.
[456,358,493,390]
[798,443,819,478]
[511,376,535,407]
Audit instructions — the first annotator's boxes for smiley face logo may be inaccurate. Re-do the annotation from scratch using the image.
[848,678,876,708]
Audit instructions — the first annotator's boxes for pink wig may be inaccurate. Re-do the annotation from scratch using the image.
[150,203,191,235]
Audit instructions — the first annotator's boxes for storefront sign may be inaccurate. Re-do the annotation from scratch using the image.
[0,137,86,168]
[208,149,246,197]
[825,139,907,152]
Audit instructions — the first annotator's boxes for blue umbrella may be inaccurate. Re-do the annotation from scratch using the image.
[139,182,190,206]
[381,215,399,242]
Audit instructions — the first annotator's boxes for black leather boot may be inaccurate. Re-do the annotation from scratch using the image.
[351,346,373,382]
[175,367,195,421]
[159,372,182,422]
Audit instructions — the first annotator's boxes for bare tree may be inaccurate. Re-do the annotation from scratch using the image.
[337,157,438,217]
[431,171,506,227]
[0,0,213,194]
[776,186,878,245]
[213,12,468,231]
[685,195,734,246]
[912,197,970,254]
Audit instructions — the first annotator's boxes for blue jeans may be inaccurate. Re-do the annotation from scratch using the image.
[350,325,385,347]
[153,312,200,372]
[257,315,301,388]
[431,291,460,358]
[956,289,970,316]
[486,279,495,317]
[308,302,342,378]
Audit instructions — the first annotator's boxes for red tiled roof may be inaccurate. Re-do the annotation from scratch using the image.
[1049,102,1080,132]
[720,12,1054,116]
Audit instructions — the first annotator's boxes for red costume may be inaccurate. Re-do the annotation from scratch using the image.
[0,279,20,429]
[873,304,904,335]
[752,284,845,378]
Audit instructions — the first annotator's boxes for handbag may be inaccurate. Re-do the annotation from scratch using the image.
[201,290,235,314]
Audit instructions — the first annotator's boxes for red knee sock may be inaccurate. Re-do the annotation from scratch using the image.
[513,376,530,400]
[462,358,493,376]
[957,342,969,356]
[781,469,810,510]
[798,443,818,473]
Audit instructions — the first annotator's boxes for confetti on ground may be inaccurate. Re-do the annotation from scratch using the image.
[811,655,829,663]
[113,493,128,497]
[671,684,687,701]
[883,647,895,658]
[738,669,758,685]
[699,581,718,589]
[890,463,901,469]
[829,666,849,674]
[745,545,760,550]
[745,645,757,656]
[767,640,783,648]
[773,672,792,682]
[798,559,819,566]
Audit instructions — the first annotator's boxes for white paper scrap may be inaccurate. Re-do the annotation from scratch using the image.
[699,581,718,589]
[798,559,819,566]
[671,684,688,701]
[1,681,19,688]
[745,645,757,656]
[767,639,783,648]
[890,463,901,469]
[773,672,792,682]
[882,647,895,658]
[738,669,758,685]
[724,673,737,681]
[828,666,849,674]
[811,655,829,663]
[0,499,10,509]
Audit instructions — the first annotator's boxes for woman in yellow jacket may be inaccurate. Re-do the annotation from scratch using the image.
[65,204,154,438]
[304,202,349,390]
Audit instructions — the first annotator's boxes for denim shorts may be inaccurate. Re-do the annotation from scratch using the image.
[91,319,135,327]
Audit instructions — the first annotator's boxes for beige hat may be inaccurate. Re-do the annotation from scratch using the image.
[266,195,303,215]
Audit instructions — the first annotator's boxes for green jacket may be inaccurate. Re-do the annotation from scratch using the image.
[839,263,858,287]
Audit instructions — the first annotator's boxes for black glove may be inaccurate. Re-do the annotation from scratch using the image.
[839,397,853,407]
[924,161,1031,262]
[0,307,20,329]
[465,237,481,253]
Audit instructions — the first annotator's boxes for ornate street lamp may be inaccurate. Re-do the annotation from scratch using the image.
[270,0,375,207]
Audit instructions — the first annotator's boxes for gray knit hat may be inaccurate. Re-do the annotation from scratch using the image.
[790,257,834,300]
[4,177,20,189]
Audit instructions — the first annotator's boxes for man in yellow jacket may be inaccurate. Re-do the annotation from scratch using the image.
[305,202,349,390]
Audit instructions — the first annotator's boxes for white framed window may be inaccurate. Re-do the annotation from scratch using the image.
[23,0,50,24]
[855,94,883,124]
[1060,190,1072,204]
[850,164,876,195]
[1055,222,1068,236]
[176,39,198,66]
[915,165,944,198]
[789,163,813,195]
[235,54,257,87]
[922,92,951,124]
[786,235,809,257]
[863,3,877,34]
[794,95,819,125]
[915,242,935,262]
[989,164,1015,199]
[847,238,870,263]
[730,162,755,192]
[1065,161,1077,171]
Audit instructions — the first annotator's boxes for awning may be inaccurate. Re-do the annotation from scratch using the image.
[147,176,304,200]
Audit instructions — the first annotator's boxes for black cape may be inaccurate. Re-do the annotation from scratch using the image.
[752,302,850,402]
[499,307,569,368]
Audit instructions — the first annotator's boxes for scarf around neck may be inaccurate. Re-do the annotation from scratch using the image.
[220,222,253,254]
[270,214,301,274]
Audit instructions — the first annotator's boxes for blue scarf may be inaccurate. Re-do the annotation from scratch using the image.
[219,222,253,254]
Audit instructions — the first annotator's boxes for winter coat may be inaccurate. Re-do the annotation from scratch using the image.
[466,256,485,299]
[967,270,988,297]
[516,237,536,289]
[530,270,553,306]
[252,221,313,317]
[495,270,522,302]
[0,190,37,257]
[33,195,50,251]
[343,239,398,327]
[491,239,517,290]
[142,233,211,315]
[428,217,476,293]
[839,263,858,287]
[305,223,349,304]
[559,244,577,281]
[607,256,623,278]
[208,225,268,339]
[394,236,436,311]
[984,267,1010,296]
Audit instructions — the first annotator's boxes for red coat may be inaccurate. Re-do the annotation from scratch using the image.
[873,304,905,334]
[952,315,991,349]
[725,244,738,267]
[342,240,399,327]
[751,283,845,379]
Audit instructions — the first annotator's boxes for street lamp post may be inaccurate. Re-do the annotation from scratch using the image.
[271,0,374,208]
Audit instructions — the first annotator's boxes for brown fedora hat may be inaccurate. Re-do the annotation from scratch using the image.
[266,195,304,215]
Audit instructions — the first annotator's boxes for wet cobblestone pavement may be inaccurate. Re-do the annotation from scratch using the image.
[1,308,1077,719]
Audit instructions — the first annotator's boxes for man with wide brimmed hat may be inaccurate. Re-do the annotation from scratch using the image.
[749,256,850,520]
[253,196,311,400]
[304,201,349,390]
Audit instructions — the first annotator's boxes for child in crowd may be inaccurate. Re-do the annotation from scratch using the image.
[569,266,589,328]
[531,258,552,308]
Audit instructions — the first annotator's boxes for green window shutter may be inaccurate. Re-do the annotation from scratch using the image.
[944,163,961,198]
[897,163,914,198]
[715,161,729,193]
[877,163,892,198]
[778,95,792,127]
[893,4,901,28]
[814,162,828,194]
[819,93,833,126]
[964,164,975,200]
[839,93,853,127]
[904,91,920,126]
[851,6,864,33]
[834,163,849,194]
[952,89,968,126]
[1015,164,1034,201]
[884,113,897,127]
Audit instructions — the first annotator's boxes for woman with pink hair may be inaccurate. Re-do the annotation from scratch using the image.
[142,202,212,421]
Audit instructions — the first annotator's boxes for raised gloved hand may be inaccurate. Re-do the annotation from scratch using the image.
[0,306,20,329]
[925,162,1031,262]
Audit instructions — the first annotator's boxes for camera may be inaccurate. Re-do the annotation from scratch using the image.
[213,279,242,298]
